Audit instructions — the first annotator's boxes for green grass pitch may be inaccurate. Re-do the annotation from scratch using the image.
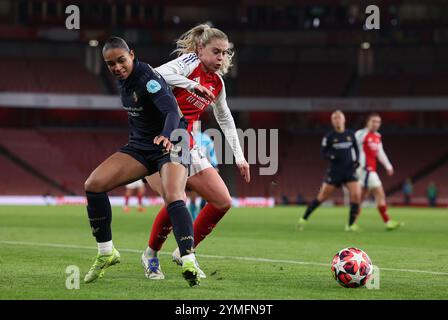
[0,205,447,299]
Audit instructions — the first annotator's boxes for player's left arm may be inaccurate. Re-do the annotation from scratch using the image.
[377,142,394,175]
[144,69,181,150]
[212,81,250,182]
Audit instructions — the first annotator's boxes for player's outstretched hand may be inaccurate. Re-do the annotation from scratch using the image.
[194,84,216,102]
[154,135,173,152]
[387,168,394,176]
[237,160,250,183]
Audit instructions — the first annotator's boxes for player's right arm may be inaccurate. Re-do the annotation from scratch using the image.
[377,141,394,175]
[155,54,215,101]
[142,66,181,149]
[155,53,199,90]
[321,133,335,161]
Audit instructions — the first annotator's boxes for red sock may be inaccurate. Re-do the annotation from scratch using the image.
[148,207,172,251]
[378,205,390,223]
[137,194,143,206]
[124,195,129,206]
[194,203,228,247]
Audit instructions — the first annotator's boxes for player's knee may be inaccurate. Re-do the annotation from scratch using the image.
[163,191,185,204]
[84,177,107,193]
[215,196,232,212]
[317,193,328,202]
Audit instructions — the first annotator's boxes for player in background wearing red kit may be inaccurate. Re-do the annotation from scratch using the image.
[140,24,250,280]
[355,113,403,231]
[123,179,146,213]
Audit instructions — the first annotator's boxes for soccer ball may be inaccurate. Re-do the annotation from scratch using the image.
[331,247,373,288]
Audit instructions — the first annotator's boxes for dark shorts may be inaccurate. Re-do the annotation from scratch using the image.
[119,144,187,177]
[324,169,358,188]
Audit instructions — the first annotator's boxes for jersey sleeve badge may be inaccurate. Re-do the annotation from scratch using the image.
[146,80,161,93]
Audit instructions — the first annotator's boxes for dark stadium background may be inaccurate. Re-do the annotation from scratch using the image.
[1,0,447,208]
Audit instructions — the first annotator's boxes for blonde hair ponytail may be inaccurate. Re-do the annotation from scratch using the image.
[173,24,234,76]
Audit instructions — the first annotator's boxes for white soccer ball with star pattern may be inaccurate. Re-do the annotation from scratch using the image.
[331,247,373,288]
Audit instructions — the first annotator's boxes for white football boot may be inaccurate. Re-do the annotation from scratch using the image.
[141,252,165,280]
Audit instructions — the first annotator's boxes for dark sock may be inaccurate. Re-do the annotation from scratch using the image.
[167,200,195,257]
[86,191,112,242]
[303,198,321,220]
[349,202,360,226]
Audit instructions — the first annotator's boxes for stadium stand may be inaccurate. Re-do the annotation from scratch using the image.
[237,63,353,97]
[0,128,127,195]
[0,57,103,94]
[234,125,448,204]
[0,154,62,195]
[356,73,448,97]
[413,164,448,203]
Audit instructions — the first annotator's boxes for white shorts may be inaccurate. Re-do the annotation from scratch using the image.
[126,179,144,189]
[188,146,213,177]
[357,169,382,190]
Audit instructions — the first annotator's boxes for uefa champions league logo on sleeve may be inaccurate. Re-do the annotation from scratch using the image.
[146,80,162,94]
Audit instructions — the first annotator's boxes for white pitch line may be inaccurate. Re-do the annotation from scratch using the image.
[1,240,448,276]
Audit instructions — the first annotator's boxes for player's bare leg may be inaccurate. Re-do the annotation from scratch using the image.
[145,168,230,278]
[169,168,232,277]
[297,183,336,230]
[159,162,200,286]
[361,188,370,202]
[137,185,146,212]
[186,167,232,214]
[371,186,403,230]
[123,188,133,213]
[85,152,149,193]
[143,164,200,285]
[84,152,149,283]
[145,171,187,261]
[141,172,169,279]
[344,181,362,232]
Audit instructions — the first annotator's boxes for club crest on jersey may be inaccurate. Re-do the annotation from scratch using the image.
[334,138,338,143]
[146,80,161,93]
[132,91,138,102]
[347,136,352,141]
[194,77,200,83]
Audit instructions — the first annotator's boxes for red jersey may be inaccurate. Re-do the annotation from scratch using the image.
[155,52,246,163]
[172,63,223,134]
[355,128,393,172]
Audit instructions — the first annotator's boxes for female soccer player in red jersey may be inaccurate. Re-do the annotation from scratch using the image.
[355,113,403,230]
[140,24,250,280]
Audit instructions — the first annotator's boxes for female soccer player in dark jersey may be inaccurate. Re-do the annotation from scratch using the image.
[140,24,250,280]
[83,37,200,287]
[297,110,362,232]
